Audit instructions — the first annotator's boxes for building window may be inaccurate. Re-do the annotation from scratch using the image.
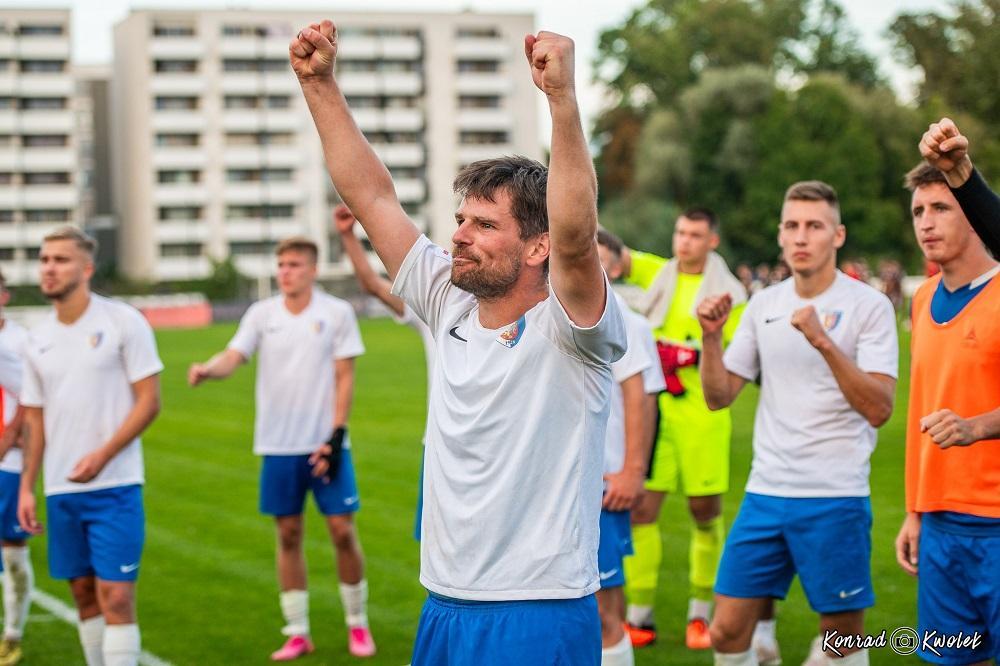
[22,134,68,148]
[224,132,293,146]
[224,95,258,109]
[225,204,293,219]
[457,27,501,38]
[459,131,508,145]
[457,60,500,73]
[389,167,423,180]
[0,211,13,223]
[153,24,195,38]
[222,59,287,73]
[160,243,202,257]
[158,206,202,221]
[20,60,65,73]
[19,97,67,110]
[0,249,13,260]
[158,170,201,184]
[0,98,13,110]
[221,25,268,38]
[0,60,11,73]
[0,136,11,147]
[266,95,290,109]
[0,173,11,185]
[366,131,420,144]
[154,60,198,74]
[25,209,70,222]
[229,241,276,255]
[26,247,40,259]
[17,25,64,37]
[155,96,198,111]
[459,95,502,109]
[226,168,293,183]
[155,133,200,147]
[24,172,70,185]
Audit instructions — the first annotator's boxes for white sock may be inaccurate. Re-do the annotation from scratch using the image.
[339,579,368,628]
[714,649,758,666]
[688,597,712,621]
[103,624,140,666]
[601,632,634,666]
[78,616,106,666]
[753,619,777,644]
[279,589,310,636]
[1,546,33,640]
[626,604,653,627]
[829,649,868,665]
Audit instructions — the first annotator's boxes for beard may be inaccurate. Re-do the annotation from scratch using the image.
[41,277,81,302]
[450,247,522,300]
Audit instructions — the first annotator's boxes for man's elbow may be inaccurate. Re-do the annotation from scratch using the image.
[866,402,894,428]
[704,391,731,411]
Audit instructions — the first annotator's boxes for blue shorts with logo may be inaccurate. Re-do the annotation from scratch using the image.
[598,509,632,589]
[46,484,144,582]
[259,448,359,517]
[0,470,30,546]
[917,511,1000,664]
[715,492,874,613]
[412,593,600,666]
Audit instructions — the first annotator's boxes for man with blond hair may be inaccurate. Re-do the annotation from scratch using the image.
[189,236,374,660]
[19,226,163,666]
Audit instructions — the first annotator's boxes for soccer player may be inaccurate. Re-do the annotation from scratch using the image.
[290,21,625,665]
[896,161,1000,665]
[0,271,32,666]
[332,204,434,541]
[698,181,898,666]
[18,226,163,666]
[918,117,1000,257]
[188,237,374,660]
[596,229,665,666]
[615,209,747,649]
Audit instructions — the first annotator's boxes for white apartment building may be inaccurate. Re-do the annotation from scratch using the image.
[112,9,540,282]
[0,9,84,285]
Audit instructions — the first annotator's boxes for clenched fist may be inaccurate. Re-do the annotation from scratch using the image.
[523,32,576,100]
[333,203,356,235]
[697,294,732,337]
[920,409,980,448]
[289,19,337,81]
[790,305,828,349]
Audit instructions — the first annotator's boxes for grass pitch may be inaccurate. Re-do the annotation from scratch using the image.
[22,319,919,664]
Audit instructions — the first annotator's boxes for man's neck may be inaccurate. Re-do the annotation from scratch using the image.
[54,286,92,325]
[677,256,707,275]
[940,252,999,291]
[283,288,313,315]
[793,262,837,299]
[477,282,548,329]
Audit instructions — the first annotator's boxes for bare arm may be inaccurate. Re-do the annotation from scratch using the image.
[697,294,748,409]
[290,21,419,279]
[67,374,162,483]
[0,404,25,460]
[919,406,1000,449]
[333,205,406,317]
[791,306,895,427]
[188,348,246,386]
[525,32,605,327]
[603,374,656,512]
[16,406,43,534]
[333,358,355,429]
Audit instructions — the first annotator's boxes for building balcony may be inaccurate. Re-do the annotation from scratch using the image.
[352,107,424,133]
[458,144,514,165]
[13,38,71,59]
[219,72,299,95]
[0,147,17,170]
[225,219,301,241]
[222,145,300,167]
[16,74,74,97]
[0,37,14,57]
[454,39,509,59]
[371,142,425,167]
[218,37,295,60]
[149,38,206,59]
[221,110,299,133]
[456,109,513,131]
[394,178,426,203]
[154,256,212,281]
[19,147,77,171]
[19,185,80,208]
[0,261,37,285]
[17,110,75,133]
[152,148,208,169]
[0,189,18,208]
[150,74,208,96]
[455,73,513,95]
[338,35,422,60]
[156,222,209,243]
[151,112,208,133]
[224,182,303,205]
[0,223,70,247]
[338,72,423,96]
[153,184,209,205]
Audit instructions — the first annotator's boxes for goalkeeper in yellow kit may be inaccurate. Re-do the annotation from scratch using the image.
[619,208,747,651]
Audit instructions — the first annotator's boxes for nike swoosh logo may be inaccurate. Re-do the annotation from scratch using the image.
[599,568,619,581]
[449,326,467,342]
[764,316,784,324]
[343,496,358,505]
[119,563,139,573]
[38,344,53,354]
[838,586,864,599]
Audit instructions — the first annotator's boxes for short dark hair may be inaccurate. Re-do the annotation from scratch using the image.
[904,162,948,192]
[596,227,624,259]
[275,236,318,263]
[453,156,548,240]
[680,207,718,231]
[784,180,839,210]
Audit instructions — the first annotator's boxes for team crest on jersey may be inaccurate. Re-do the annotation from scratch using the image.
[313,320,325,334]
[821,310,843,332]
[89,332,103,348]
[496,315,527,349]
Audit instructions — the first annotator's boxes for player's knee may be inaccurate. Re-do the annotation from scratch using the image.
[70,578,99,612]
[709,616,744,652]
[99,588,136,622]
[277,524,304,551]
[689,496,721,523]
[329,519,356,550]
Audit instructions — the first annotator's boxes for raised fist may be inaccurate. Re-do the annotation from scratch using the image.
[790,305,827,349]
[523,31,576,99]
[332,203,356,235]
[919,118,970,175]
[696,293,732,337]
[289,19,338,81]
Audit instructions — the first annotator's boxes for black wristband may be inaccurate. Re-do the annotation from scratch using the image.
[323,427,346,480]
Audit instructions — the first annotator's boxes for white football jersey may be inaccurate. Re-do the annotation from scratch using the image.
[392,235,627,601]
[0,320,27,474]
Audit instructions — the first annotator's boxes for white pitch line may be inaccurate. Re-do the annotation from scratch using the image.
[30,588,175,666]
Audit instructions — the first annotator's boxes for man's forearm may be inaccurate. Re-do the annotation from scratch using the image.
[700,333,736,409]
[815,340,894,427]
[621,378,652,476]
[547,97,597,253]
[952,168,1000,258]
[18,408,43,491]
[333,362,354,428]
[102,392,161,461]
[969,407,1000,443]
